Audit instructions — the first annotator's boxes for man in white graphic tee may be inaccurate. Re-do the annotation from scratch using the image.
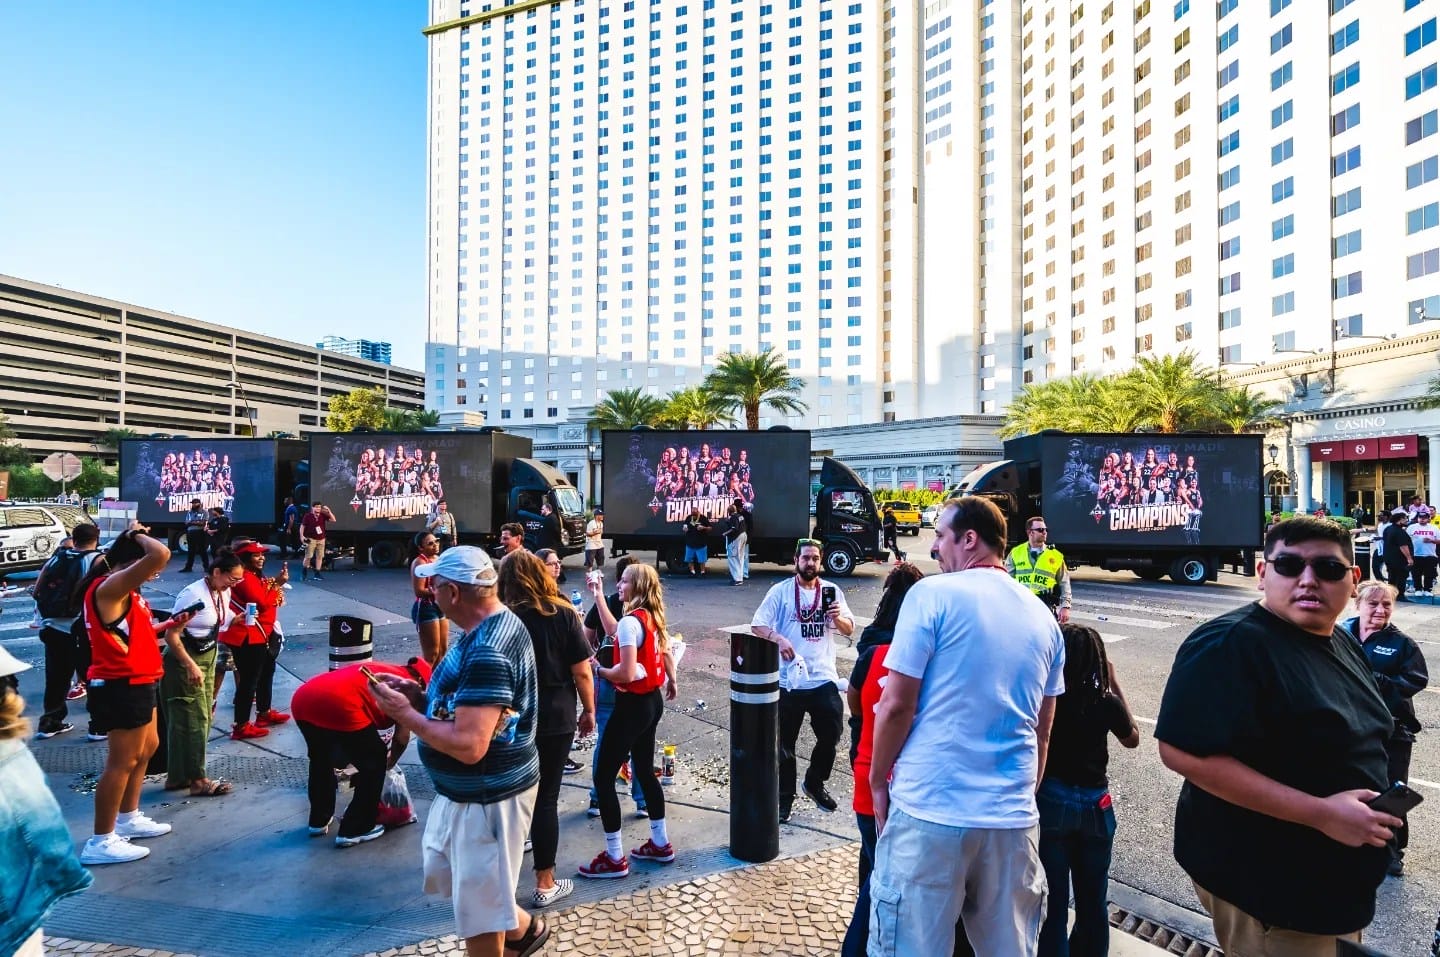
[751,538,855,822]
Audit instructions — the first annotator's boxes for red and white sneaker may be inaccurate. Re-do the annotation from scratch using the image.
[577,850,631,879]
[66,682,87,701]
[232,722,270,740]
[256,709,291,727]
[629,839,676,864]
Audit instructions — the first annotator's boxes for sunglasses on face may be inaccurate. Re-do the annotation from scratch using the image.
[1267,554,1353,582]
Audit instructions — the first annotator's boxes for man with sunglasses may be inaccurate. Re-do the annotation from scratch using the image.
[751,538,855,822]
[1006,517,1071,624]
[1157,516,1401,956]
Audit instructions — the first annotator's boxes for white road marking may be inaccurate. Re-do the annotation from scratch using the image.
[1070,610,1170,631]
[1135,716,1157,726]
[1100,633,1129,644]
[1410,778,1440,791]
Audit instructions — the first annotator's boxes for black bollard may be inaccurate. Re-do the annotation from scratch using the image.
[328,615,374,670]
[729,626,780,863]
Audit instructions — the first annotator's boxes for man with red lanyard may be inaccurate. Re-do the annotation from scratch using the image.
[750,538,855,823]
[300,502,334,582]
[80,528,196,865]
[291,657,432,847]
[222,541,291,739]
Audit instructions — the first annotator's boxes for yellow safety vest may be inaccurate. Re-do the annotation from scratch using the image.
[1009,544,1065,602]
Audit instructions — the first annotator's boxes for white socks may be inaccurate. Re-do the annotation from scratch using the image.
[117,810,139,824]
[605,830,624,861]
[650,818,669,848]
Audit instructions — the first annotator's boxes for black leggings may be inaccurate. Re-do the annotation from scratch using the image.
[230,642,276,726]
[530,733,573,871]
[297,720,386,837]
[593,689,665,833]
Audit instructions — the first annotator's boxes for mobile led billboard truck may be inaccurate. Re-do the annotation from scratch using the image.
[601,429,888,575]
[308,430,586,566]
[955,431,1264,585]
[120,438,307,550]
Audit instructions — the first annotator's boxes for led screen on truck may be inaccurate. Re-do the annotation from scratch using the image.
[1039,434,1263,550]
[310,433,494,534]
[123,440,279,526]
[601,430,812,539]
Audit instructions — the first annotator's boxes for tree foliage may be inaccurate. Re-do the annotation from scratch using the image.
[1000,350,1279,438]
[326,388,389,432]
[1419,373,1440,411]
[657,387,736,430]
[701,349,808,430]
[96,427,140,451]
[588,388,667,431]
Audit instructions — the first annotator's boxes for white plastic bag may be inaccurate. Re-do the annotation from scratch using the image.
[377,767,417,827]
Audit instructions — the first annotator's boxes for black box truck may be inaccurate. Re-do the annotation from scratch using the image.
[600,429,889,576]
[120,438,308,553]
[308,430,587,566]
[955,430,1264,585]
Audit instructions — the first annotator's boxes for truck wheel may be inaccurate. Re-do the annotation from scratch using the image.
[369,540,405,569]
[665,552,689,575]
[823,545,857,577]
[1134,567,1167,581]
[1169,555,1209,586]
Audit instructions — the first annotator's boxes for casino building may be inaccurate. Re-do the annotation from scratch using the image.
[1227,329,1440,518]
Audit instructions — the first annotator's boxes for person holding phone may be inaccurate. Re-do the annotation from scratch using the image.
[750,538,854,822]
[222,541,290,739]
[1343,581,1429,877]
[160,550,245,797]
[77,528,194,864]
[291,657,430,847]
[1157,517,1403,954]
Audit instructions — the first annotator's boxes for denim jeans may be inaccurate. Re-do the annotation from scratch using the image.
[1037,779,1117,957]
[841,812,877,957]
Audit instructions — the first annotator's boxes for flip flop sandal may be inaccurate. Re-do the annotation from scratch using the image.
[190,779,233,797]
[505,917,549,957]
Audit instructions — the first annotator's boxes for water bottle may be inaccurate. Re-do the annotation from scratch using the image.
[244,602,258,626]
[571,589,583,611]
[660,744,677,785]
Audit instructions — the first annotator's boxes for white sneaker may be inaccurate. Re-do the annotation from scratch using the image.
[334,825,384,847]
[115,812,172,839]
[80,833,150,865]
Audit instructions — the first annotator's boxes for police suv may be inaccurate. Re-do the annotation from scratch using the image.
[0,502,96,577]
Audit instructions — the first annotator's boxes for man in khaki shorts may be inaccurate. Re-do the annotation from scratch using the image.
[299,502,334,582]
[371,547,548,956]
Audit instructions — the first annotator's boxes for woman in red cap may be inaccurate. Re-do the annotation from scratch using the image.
[291,657,432,847]
[222,541,290,739]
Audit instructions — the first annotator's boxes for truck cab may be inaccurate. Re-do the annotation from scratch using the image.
[811,457,889,575]
[507,458,587,554]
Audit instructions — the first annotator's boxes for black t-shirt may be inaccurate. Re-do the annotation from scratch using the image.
[684,516,710,547]
[582,593,625,639]
[1382,523,1412,562]
[1155,602,1392,935]
[515,605,592,738]
[1044,692,1134,789]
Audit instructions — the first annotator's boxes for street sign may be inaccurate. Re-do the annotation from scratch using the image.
[40,452,83,482]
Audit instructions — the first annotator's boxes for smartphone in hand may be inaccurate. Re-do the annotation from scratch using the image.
[821,585,836,610]
[360,666,380,685]
[1366,782,1424,817]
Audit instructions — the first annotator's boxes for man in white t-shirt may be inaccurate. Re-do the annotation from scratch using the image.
[867,497,1065,957]
[1408,508,1439,596]
[584,508,605,571]
[750,538,855,822]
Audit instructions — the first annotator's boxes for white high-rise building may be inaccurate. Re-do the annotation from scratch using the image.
[423,0,999,429]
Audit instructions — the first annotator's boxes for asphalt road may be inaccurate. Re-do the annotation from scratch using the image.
[9,530,1434,954]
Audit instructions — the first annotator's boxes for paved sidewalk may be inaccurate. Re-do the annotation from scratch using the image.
[45,844,1180,956]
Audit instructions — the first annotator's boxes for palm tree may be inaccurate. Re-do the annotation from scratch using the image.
[412,409,442,428]
[1213,384,1283,433]
[382,407,417,431]
[1117,350,1223,433]
[999,374,1106,437]
[703,349,808,430]
[589,388,666,430]
[657,387,735,430]
[1089,377,1154,433]
[1418,373,1440,410]
[97,427,140,450]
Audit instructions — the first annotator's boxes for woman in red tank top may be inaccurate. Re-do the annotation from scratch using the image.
[76,529,197,866]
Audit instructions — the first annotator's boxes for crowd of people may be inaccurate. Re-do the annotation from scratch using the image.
[3,499,1433,957]
[1371,500,1439,601]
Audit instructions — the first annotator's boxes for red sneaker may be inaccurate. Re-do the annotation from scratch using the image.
[66,682,87,701]
[577,850,630,879]
[232,722,270,740]
[629,839,676,864]
[256,709,291,727]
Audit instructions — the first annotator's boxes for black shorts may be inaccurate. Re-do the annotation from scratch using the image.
[86,680,159,734]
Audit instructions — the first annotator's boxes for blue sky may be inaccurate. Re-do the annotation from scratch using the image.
[0,3,429,368]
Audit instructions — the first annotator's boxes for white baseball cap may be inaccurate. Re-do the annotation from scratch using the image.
[412,545,499,587]
[0,645,33,678]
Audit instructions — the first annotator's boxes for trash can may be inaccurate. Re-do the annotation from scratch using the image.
[328,615,373,670]
[727,625,779,864]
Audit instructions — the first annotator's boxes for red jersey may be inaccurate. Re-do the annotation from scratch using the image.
[291,662,412,732]
[851,643,892,816]
[221,570,280,646]
[301,511,328,539]
[83,577,164,682]
[616,608,667,696]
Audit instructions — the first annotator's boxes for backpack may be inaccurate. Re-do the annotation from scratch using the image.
[34,548,94,619]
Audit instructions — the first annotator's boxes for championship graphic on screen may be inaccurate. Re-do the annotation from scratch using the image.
[122,441,278,525]
[601,431,812,537]
[1041,436,1262,548]
[312,434,493,533]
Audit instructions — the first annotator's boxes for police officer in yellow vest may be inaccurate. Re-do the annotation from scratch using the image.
[1006,516,1072,623]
